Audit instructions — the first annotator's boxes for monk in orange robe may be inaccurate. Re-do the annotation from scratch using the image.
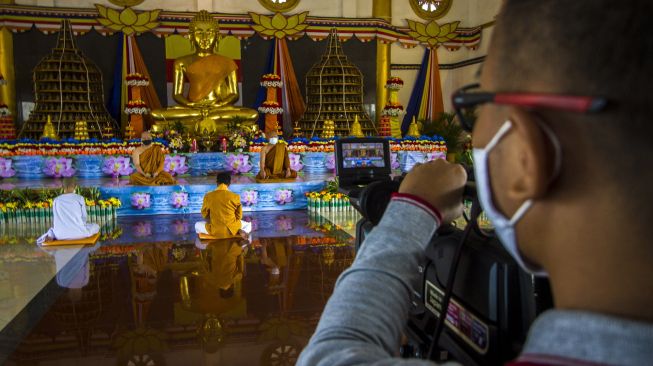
[256,132,297,182]
[129,131,177,186]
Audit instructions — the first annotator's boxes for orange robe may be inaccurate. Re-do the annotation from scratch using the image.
[186,54,238,102]
[129,145,177,186]
[256,143,298,182]
[201,185,243,239]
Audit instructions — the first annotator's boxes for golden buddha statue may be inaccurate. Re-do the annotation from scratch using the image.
[151,11,258,135]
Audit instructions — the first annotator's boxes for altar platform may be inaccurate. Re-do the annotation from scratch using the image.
[0,173,332,216]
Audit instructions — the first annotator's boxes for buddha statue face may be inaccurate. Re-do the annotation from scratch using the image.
[189,11,220,53]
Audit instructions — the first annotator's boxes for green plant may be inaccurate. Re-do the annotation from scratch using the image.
[419,112,465,153]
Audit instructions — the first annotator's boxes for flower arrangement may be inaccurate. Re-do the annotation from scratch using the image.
[258,100,284,115]
[241,190,258,206]
[274,189,294,205]
[225,153,253,174]
[390,135,447,153]
[43,157,75,178]
[102,156,134,178]
[130,192,151,210]
[288,153,303,172]
[170,191,189,208]
[260,73,283,88]
[229,131,248,151]
[125,73,150,87]
[124,99,150,115]
[382,104,404,117]
[164,155,189,176]
[0,138,158,157]
[0,157,15,178]
[385,76,404,90]
[163,129,186,151]
[306,191,353,211]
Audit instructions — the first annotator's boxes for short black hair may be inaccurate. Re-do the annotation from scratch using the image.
[219,285,234,299]
[491,0,653,197]
[216,172,231,186]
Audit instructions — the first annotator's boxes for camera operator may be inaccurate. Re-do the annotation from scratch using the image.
[297,0,653,365]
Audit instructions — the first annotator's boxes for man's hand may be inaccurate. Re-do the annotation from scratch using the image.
[260,170,267,179]
[285,169,292,178]
[398,159,467,225]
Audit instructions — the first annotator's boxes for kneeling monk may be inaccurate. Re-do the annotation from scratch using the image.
[256,132,297,182]
[129,131,177,186]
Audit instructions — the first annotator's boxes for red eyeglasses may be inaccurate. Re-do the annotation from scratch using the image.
[452,83,608,132]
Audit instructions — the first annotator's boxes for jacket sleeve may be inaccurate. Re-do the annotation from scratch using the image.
[296,196,441,366]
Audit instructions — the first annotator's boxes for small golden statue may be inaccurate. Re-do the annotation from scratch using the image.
[42,115,59,140]
[151,10,258,136]
[349,115,364,137]
[406,116,421,138]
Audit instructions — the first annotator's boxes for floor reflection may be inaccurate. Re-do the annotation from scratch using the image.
[1,210,356,366]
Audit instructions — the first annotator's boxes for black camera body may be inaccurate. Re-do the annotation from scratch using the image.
[336,138,552,365]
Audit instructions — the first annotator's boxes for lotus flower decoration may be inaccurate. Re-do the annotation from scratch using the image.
[164,155,189,176]
[130,192,151,210]
[241,190,259,206]
[103,156,134,178]
[325,153,336,171]
[288,153,303,172]
[426,151,446,162]
[406,19,460,48]
[275,216,294,232]
[170,191,189,209]
[274,189,294,205]
[133,221,152,237]
[391,153,400,170]
[172,219,190,235]
[225,154,253,174]
[96,4,161,35]
[0,158,15,178]
[43,157,75,178]
[249,11,309,39]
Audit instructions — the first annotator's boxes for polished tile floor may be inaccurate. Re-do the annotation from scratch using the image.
[0,210,360,365]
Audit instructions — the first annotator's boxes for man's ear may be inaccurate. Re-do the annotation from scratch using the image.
[505,108,553,200]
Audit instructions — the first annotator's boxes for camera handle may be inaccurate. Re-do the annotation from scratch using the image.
[427,194,484,360]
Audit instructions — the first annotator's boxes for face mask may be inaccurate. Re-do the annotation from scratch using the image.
[473,120,560,277]
[143,140,152,146]
[269,137,279,145]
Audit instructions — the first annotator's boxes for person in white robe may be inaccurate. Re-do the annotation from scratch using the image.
[37,178,100,245]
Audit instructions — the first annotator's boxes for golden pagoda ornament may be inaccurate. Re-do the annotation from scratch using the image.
[406,116,421,138]
[349,115,364,137]
[74,121,90,140]
[298,28,375,137]
[321,119,335,139]
[20,19,116,140]
[124,123,136,140]
[41,115,58,140]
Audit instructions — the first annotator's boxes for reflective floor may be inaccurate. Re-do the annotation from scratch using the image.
[0,209,360,365]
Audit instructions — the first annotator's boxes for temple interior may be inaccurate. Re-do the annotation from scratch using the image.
[0,0,501,365]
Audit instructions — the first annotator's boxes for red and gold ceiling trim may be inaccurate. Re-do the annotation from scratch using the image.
[0,4,484,50]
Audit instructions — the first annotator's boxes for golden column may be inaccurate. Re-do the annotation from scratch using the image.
[373,0,391,126]
[0,27,16,117]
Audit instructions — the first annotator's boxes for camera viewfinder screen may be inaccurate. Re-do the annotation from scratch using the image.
[341,142,386,169]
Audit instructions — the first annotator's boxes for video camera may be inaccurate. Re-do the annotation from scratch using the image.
[335,137,553,366]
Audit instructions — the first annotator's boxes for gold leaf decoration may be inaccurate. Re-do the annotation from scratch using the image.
[405,19,460,48]
[249,11,309,39]
[95,4,161,35]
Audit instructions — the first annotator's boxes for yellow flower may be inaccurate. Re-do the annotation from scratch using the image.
[85,199,96,207]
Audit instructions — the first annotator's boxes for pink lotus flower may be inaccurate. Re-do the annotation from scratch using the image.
[0,158,15,178]
[241,190,258,206]
[426,152,446,162]
[274,189,294,205]
[391,153,400,170]
[172,219,190,235]
[164,155,189,176]
[275,216,294,231]
[131,192,151,209]
[134,221,152,237]
[326,153,336,171]
[43,157,75,178]
[244,217,258,231]
[170,191,189,208]
[289,153,303,172]
[225,153,253,174]
[102,156,134,178]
